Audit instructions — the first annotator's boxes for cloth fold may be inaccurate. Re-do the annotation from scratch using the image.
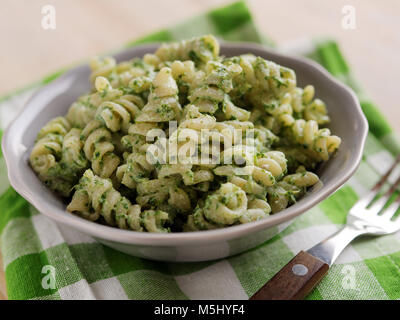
[1,0,400,300]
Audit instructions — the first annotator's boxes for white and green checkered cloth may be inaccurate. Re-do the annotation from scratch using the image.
[1,1,400,300]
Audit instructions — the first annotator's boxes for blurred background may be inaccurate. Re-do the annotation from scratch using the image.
[0,0,399,300]
[1,0,399,134]
[0,0,400,133]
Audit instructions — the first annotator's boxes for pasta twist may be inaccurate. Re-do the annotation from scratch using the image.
[135,67,182,122]
[304,98,330,125]
[290,85,312,114]
[30,35,341,233]
[81,120,120,178]
[121,122,160,153]
[239,196,271,224]
[237,55,298,127]
[214,150,287,195]
[116,151,153,189]
[267,167,319,213]
[251,126,279,152]
[241,55,296,96]
[36,116,71,140]
[116,122,161,188]
[171,60,204,106]
[179,104,217,131]
[110,58,155,88]
[30,117,69,173]
[60,128,89,178]
[185,193,272,231]
[136,176,192,214]
[203,182,247,225]
[289,119,341,161]
[155,34,219,65]
[89,56,116,84]
[255,151,287,180]
[188,61,250,120]
[184,204,217,231]
[67,169,170,232]
[67,76,123,128]
[291,84,330,125]
[95,94,144,133]
[30,117,74,195]
[140,210,170,233]
[157,163,214,188]
[185,182,249,230]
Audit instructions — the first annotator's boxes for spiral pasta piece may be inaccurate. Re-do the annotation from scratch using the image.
[187,60,249,120]
[30,117,69,174]
[238,55,298,127]
[67,76,123,128]
[96,94,144,133]
[155,34,219,65]
[291,85,330,125]
[81,120,120,178]
[239,196,271,224]
[141,210,170,233]
[111,58,155,88]
[67,169,170,232]
[36,116,71,140]
[31,35,341,233]
[121,122,160,153]
[267,167,319,213]
[289,119,341,161]
[135,67,182,122]
[158,163,214,188]
[60,128,89,178]
[116,122,162,188]
[184,204,218,231]
[89,56,117,84]
[116,151,153,189]
[242,55,296,96]
[203,182,247,225]
[67,189,96,223]
[171,60,204,99]
[214,149,287,195]
[255,151,287,180]
[135,176,191,214]
[30,117,75,195]
[304,98,330,125]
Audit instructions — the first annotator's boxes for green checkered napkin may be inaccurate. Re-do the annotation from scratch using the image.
[1,1,400,300]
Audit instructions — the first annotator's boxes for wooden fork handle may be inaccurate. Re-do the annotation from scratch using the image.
[250,251,329,300]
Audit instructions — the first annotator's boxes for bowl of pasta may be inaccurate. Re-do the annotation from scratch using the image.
[2,35,367,261]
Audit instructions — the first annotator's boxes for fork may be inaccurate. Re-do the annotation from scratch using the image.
[250,154,400,300]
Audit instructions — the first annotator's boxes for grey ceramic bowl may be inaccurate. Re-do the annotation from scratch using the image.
[1,42,368,262]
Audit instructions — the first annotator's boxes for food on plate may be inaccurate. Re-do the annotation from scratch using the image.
[30,35,340,233]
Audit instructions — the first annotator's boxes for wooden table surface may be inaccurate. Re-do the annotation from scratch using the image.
[1,0,399,299]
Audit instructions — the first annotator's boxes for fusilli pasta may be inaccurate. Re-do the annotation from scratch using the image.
[30,35,341,233]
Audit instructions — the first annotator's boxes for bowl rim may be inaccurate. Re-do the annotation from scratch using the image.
[1,41,368,246]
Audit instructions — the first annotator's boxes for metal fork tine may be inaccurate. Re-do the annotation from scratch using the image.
[351,154,400,213]
[344,154,400,242]
[385,174,400,197]
[368,163,400,215]
[371,154,400,192]
[368,177,400,214]
[381,190,400,220]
